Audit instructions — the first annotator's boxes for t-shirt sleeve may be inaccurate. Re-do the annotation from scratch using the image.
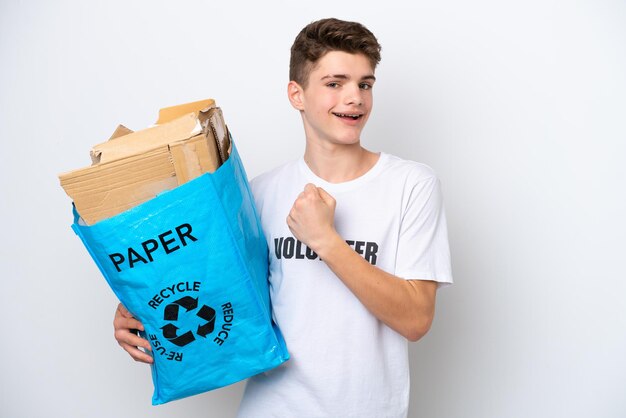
[394,174,453,287]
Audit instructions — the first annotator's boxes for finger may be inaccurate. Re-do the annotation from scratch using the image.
[287,223,297,237]
[120,342,154,364]
[316,186,331,200]
[304,183,319,196]
[317,187,335,206]
[286,212,298,230]
[114,315,145,332]
[115,328,152,351]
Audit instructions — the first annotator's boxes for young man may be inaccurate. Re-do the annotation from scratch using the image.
[115,18,452,417]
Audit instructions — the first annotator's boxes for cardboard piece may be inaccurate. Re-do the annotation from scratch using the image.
[156,98,215,124]
[208,106,230,164]
[59,99,229,225]
[108,124,134,141]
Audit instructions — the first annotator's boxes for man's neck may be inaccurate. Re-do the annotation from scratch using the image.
[303,141,379,184]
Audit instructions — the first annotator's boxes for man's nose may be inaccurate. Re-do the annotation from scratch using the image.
[344,84,363,106]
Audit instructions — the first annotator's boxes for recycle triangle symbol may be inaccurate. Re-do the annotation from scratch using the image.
[161,296,216,347]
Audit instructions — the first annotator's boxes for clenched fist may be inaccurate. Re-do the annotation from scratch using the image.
[287,183,338,253]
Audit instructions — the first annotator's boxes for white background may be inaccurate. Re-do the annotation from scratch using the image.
[1,1,625,417]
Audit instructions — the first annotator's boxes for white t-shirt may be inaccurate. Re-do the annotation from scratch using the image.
[237,152,453,418]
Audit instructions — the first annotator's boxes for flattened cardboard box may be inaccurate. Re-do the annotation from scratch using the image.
[59,99,231,225]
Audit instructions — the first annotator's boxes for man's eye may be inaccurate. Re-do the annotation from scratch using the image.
[360,83,372,90]
[327,82,339,88]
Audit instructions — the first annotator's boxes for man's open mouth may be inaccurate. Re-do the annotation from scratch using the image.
[333,112,363,120]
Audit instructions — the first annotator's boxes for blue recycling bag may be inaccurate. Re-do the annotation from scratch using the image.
[72,143,289,405]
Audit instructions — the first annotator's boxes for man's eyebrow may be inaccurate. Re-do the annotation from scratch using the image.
[320,74,377,81]
[321,74,349,80]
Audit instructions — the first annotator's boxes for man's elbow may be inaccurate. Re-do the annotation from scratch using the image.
[404,313,434,342]
[402,279,438,342]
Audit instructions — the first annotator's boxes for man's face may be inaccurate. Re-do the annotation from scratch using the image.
[292,51,376,148]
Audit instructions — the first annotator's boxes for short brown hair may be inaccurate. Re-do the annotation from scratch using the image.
[289,18,382,87]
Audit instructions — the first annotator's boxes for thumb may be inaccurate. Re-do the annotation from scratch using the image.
[317,187,335,207]
[304,183,318,195]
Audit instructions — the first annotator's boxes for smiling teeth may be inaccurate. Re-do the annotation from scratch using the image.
[335,113,361,119]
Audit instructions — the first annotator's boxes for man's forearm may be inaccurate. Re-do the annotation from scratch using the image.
[316,232,437,342]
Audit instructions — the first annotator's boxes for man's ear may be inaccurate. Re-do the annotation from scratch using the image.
[288,81,305,111]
